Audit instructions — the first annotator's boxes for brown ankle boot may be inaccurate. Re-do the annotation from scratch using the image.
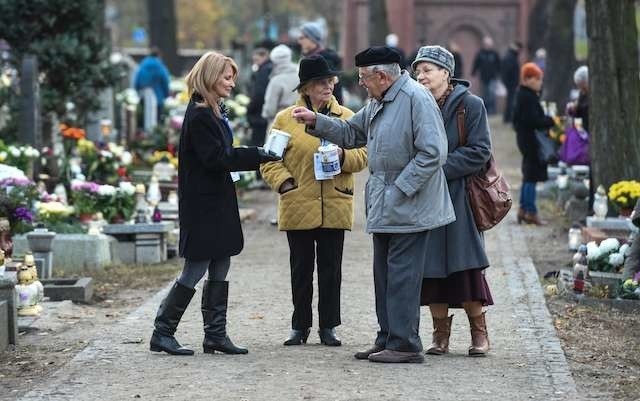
[517,208,525,224]
[426,315,453,355]
[524,212,546,226]
[468,312,489,356]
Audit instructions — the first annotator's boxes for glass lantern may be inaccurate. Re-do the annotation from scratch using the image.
[568,225,582,251]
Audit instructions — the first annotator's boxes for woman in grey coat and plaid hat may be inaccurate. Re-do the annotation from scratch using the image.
[412,45,494,357]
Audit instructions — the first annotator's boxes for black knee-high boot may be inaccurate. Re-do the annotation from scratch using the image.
[150,281,196,355]
[202,280,248,354]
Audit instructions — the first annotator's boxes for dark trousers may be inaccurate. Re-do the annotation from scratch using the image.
[503,86,517,123]
[286,228,344,330]
[373,231,427,353]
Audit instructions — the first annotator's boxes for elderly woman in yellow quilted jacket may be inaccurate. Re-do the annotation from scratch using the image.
[261,55,367,347]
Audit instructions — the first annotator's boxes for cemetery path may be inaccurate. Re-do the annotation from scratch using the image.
[15,118,580,401]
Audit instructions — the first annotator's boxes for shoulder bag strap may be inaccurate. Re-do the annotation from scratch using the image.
[456,96,467,147]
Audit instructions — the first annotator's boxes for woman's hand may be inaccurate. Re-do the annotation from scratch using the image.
[257,147,282,163]
[279,178,296,194]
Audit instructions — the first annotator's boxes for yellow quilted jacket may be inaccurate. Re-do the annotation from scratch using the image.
[260,96,368,231]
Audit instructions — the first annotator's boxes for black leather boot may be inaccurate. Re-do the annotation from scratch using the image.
[202,280,248,355]
[318,327,341,346]
[283,328,310,346]
[150,281,195,355]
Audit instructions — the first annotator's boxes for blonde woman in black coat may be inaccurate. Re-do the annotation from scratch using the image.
[149,51,279,356]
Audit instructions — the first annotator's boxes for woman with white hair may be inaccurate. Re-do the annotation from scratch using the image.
[567,65,589,131]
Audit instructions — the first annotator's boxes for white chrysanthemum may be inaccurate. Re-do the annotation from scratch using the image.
[9,146,20,157]
[608,252,625,267]
[120,151,133,166]
[619,243,631,257]
[586,241,602,260]
[119,181,136,195]
[98,184,116,196]
[0,151,6,162]
[599,238,620,254]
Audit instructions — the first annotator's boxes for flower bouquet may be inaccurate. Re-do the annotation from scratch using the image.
[619,273,640,300]
[608,180,640,215]
[70,180,100,218]
[0,143,40,173]
[586,238,630,273]
[0,177,39,233]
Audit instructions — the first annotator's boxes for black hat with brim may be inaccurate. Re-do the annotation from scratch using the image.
[355,46,402,67]
[293,55,341,91]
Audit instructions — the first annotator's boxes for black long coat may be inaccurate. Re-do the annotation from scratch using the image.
[512,86,555,182]
[178,96,261,261]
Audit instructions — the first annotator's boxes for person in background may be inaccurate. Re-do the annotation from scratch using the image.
[448,40,464,79]
[134,46,170,123]
[298,22,343,104]
[385,33,407,70]
[291,46,455,364]
[472,36,501,115]
[566,65,589,132]
[412,45,493,357]
[501,41,523,123]
[512,62,555,226]
[149,51,279,357]
[261,55,367,348]
[262,44,300,125]
[247,47,273,148]
[533,48,546,72]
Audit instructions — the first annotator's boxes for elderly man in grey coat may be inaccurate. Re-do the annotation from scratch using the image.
[292,46,454,363]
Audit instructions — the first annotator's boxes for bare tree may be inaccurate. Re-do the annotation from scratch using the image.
[147,0,178,74]
[368,0,388,46]
[527,0,549,59]
[542,0,578,111]
[586,0,640,188]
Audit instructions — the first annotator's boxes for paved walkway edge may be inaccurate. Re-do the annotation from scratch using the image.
[499,222,579,400]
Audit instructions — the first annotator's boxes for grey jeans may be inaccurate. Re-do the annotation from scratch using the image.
[177,257,231,289]
[372,231,427,353]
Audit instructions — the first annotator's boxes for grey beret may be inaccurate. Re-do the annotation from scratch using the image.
[411,45,455,75]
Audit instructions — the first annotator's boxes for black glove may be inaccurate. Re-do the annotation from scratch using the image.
[257,147,281,163]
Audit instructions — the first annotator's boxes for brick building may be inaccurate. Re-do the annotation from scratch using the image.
[341,0,534,82]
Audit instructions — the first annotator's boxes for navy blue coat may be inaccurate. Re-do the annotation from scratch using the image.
[178,96,261,261]
[422,80,492,278]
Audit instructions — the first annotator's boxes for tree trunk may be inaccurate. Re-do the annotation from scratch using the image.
[542,0,577,112]
[586,0,640,189]
[368,0,388,46]
[147,0,179,74]
[527,0,549,59]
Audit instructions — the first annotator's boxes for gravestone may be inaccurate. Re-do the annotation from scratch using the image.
[0,276,18,348]
[142,87,157,132]
[19,55,42,170]
[86,88,115,142]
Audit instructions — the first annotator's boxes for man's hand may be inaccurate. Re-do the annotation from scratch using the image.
[292,107,317,126]
[257,147,282,163]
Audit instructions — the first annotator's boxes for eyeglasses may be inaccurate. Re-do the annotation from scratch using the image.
[358,72,377,82]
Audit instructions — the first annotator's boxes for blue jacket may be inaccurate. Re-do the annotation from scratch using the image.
[134,56,170,107]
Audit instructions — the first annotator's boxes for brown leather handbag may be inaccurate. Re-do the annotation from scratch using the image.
[456,100,512,231]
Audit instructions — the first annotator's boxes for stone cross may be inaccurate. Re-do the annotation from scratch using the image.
[19,54,42,149]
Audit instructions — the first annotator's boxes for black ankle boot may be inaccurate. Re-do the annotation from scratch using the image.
[202,280,248,355]
[284,328,311,346]
[318,327,342,346]
[150,281,195,356]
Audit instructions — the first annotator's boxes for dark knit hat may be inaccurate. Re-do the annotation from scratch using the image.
[293,55,340,91]
[300,22,324,47]
[355,46,402,67]
[411,45,455,75]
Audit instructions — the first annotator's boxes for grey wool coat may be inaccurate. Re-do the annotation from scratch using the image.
[422,79,492,278]
[309,71,455,234]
